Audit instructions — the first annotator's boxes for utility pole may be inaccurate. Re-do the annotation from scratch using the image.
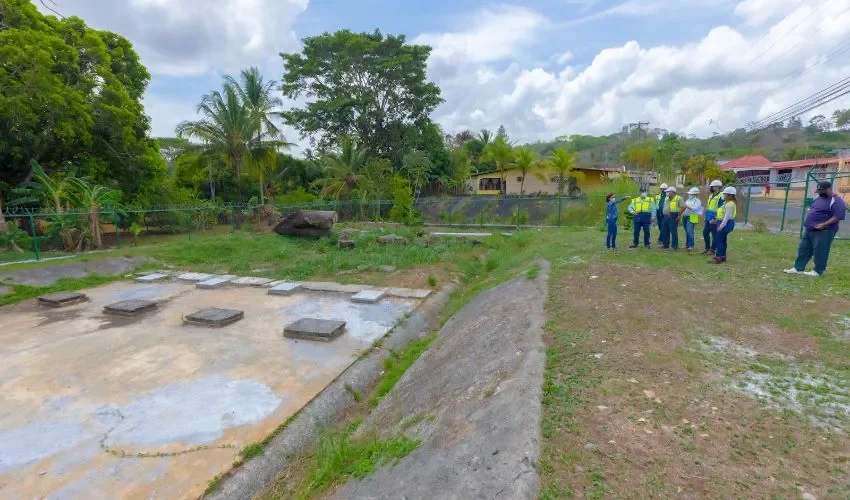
[628,121,650,141]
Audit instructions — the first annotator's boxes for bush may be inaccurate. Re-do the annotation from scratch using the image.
[559,177,639,226]
[751,219,768,233]
[389,176,421,225]
[276,187,319,206]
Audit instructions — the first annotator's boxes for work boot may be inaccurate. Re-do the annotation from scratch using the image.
[629,244,638,249]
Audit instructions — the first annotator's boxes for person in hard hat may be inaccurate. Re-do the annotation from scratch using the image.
[702,180,725,255]
[654,183,669,243]
[660,186,682,250]
[681,187,704,251]
[711,187,737,264]
[784,181,847,276]
[605,192,631,249]
[628,189,656,248]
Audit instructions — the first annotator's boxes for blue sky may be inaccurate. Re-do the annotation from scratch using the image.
[35,0,850,150]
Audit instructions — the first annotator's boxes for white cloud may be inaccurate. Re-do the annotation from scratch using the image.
[36,0,309,77]
[427,0,850,144]
[415,6,545,66]
[734,0,801,26]
[555,51,575,65]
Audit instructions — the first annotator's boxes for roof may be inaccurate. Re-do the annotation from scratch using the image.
[719,155,772,170]
[470,166,618,178]
[770,157,845,169]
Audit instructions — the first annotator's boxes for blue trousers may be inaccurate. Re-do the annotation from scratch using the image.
[606,221,618,248]
[684,219,696,249]
[715,220,735,258]
[633,218,651,246]
[661,213,680,248]
[703,220,718,250]
[794,229,837,275]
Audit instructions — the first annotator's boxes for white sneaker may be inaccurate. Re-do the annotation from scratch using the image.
[802,270,821,277]
[784,268,801,274]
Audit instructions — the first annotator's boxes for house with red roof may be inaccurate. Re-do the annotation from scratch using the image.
[719,155,848,199]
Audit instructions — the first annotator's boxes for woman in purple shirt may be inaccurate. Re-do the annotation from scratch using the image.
[784,181,847,276]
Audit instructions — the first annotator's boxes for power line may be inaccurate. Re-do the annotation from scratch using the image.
[38,0,64,18]
[749,76,850,129]
[731,0,809,68]
[742,1,827,69]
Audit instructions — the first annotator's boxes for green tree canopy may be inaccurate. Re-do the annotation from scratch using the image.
[280,30,443,158]
[0,0,165,202]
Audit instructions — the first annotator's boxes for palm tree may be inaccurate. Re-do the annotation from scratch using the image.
[228,67,291,205]
[478,129,493,145]
[314,136,369,201]
[176,83,255,210]
[65,177,121,249]
[481,136,515,194]
[513,147,542,195]
[541,147,584,196]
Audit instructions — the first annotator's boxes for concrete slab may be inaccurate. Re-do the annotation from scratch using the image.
[183,307,244,327]
[264,280,287,288]
[231,276,273,287]
[351,289,386,304]
[0,281,420,498]
[431,232,493,237]
[135,273,169,283]
[196,275,235,289]
[268,282,301,296]
[284,318,346,342]
[103,299,157,317]
[301,281,372,294]
[177,272,214,282]
[386,287,432,299]
[37,291,88,307]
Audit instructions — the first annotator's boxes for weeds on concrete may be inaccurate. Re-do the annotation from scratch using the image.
[0,274,122,306]
[369,334,437,408]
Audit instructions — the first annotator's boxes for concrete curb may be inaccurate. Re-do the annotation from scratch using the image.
[206,283,456,500]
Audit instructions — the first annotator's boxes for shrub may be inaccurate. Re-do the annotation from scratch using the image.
[389,176,421,225]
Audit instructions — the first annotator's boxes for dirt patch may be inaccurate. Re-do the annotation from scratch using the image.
[319,264,450,290]
[541,264,850,499]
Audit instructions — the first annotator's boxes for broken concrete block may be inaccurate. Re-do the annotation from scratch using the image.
[135,273,168,283]
[231,276,273,287]
[37,291,88,307]
[301,282,371,294]
[386,288,432,299]
[183,307,244,327]
[268,282,301,296]
[351,289,386,303]
[284,318,346,342]
[377,234,408,245]
[196,276,235,289]
[103,299,157,317]
[338,239,355,249]
[273,210,337,238]
[177,272,214,282]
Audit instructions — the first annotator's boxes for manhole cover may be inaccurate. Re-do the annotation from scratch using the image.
[37,292,88,308]
[103,299,157,317]
[284,318,346,342]
[184,307,244,327]
[351,289,385,303]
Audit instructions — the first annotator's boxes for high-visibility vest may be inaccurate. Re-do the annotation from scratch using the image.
[706,193,722,211]
[717,201,737,219]
[668,195,682,212]
[630,198,652,213]
[686,199,700,223]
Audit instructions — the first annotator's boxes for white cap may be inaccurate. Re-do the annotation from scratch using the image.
[722,186,737,195]
[665,186,677,193]
[688,187,700,195]
[710,180,723,187]
[660,183,669,189]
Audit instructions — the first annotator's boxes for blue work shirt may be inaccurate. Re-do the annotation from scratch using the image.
[805,195,847,231]
[606,198,627,222]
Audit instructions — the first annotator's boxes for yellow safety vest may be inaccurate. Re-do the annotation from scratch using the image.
[706,193,722,211]
[688,212,699,224]
[717,201,737,219]
[630,198,652,213]
[668,195,682,212]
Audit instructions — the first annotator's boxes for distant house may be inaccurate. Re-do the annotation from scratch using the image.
[720,155,849,199]
[468,166,620,195]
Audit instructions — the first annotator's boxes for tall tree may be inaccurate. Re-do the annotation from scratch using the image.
[833,109,850,130]
[496,125,509,142]
[540,148,584,197]
[314,136,369,201]
[280,30,443,158]
[477,129,493,145]
[513,147,541,195]
[481,136,515,192]
[228,67,289,205]
[176,83,256,208]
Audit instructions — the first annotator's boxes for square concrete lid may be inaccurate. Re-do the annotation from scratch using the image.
[284,318,346,341]
[184,307,244,327]
[103,299,157,315]
[37,291,87,306]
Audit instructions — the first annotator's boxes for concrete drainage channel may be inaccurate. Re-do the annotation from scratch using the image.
[206,283,455,500]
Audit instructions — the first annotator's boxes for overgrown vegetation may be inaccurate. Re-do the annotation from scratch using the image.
[0,274,122,307]
[369,334,437,407]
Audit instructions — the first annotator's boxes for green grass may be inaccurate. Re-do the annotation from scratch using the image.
[239,442,265,460]
[0,274,123,306]
[526,262,541,279]
[369,334,437,407]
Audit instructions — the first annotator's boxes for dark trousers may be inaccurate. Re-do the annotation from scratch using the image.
[606,221,618,248]
[794,229,837,275]
[656,211,664,242]
[715,220,735,258]
[661,213,680,248]
[633,218,651,246]
[703,220,718,250]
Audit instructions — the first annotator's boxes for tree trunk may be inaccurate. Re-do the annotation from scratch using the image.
[89,206,103,248]
[234,155,243,229]
[259,170,265,206]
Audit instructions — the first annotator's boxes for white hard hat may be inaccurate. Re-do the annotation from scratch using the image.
[688,187,700,195]
[665,186,677,193]
[710,180,723,187]
[722,186,737,195]
[660,183,669,189]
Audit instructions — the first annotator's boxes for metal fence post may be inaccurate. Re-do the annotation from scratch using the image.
[114,213,120,248]
[557,195,562,227]
[745,185,752,225]
[28,214,39,261]
[780,183,790,232]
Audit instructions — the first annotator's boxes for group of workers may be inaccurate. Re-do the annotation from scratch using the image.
[605,180,737,264]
